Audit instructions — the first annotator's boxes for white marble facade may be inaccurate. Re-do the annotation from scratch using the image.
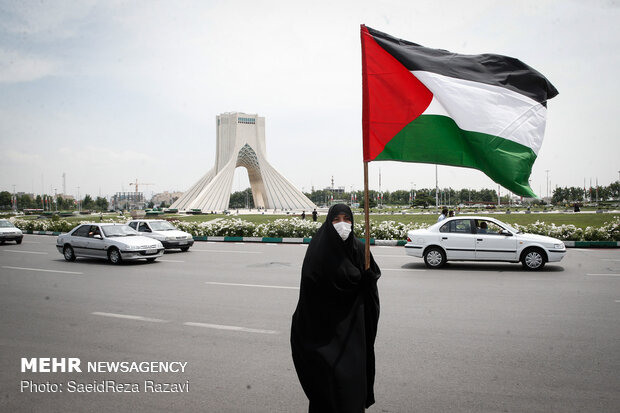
[171,112,316,212]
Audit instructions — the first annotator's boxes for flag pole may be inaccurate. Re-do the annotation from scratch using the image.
[364,161,370,270]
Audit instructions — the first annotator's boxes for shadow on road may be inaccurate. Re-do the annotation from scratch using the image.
[400,261,565,272]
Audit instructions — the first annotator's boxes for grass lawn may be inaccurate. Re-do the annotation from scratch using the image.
[6,210,618,231]
[218,211,616,229]
[366,212,617,229]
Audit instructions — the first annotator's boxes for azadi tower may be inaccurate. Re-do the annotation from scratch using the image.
[171,112,316,212]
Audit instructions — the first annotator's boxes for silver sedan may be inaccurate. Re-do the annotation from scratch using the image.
[56,223,164,264]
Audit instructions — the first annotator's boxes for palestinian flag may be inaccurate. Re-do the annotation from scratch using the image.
[361,25,558,197]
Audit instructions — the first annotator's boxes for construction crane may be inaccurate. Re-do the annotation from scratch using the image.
[129,179,154,194]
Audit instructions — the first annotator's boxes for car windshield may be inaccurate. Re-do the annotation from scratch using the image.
[149,221,176,231]
[102,225,138,237]
[490,220,520,234]
[0,221,15,228]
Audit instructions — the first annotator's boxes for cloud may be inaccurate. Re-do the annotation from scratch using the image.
[0,49,58,83]
[5,150,42,163]
[0,0,98,39]
[57,146,156,167]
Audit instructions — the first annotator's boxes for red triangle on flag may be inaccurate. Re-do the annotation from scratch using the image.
[361,25,433,161]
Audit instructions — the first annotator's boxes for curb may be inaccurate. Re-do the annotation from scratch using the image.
[22,231,619,248]
[563,241,620,248]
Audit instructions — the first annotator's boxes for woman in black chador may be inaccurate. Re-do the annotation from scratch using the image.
[291,204,381,413]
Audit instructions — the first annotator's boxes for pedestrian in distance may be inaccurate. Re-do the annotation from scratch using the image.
[448,210,455,217]
[437,207,449,222]
[291,204,381,413]
[312,209,318,222]
[301,211,306,220]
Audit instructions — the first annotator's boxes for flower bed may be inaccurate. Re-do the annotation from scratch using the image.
[9,216,620,242]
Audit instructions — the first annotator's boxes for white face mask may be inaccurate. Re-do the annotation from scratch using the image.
[333,221,352,241]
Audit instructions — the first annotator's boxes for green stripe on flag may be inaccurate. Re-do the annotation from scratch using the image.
[375,114,538,197]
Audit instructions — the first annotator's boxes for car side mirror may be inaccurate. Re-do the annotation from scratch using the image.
[145,228,152,232]
[94,234,102,239]
[500,230,512,236]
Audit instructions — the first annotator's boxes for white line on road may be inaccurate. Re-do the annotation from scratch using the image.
[91,312,168,323]
[601,259,620,262]
[373,254,408,257]
[615,300,620,303]
[192,249,262,254]
[587,273,620,277]
[184,322,278,334]
[382,268,427,272]
[205,281,299,290]
[3,250,48,255]
[158,259,185,263]
[1,266,82,275]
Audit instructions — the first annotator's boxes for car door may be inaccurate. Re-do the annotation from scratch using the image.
[438,219,476,260]
[86,225,107,258]
[68,225,91,256]
[474,219,518,261]
[137,221,152,236]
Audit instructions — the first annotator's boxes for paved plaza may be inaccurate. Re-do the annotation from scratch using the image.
[1,235,619,412]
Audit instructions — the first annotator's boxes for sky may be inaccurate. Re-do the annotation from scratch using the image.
[1,0,619,200]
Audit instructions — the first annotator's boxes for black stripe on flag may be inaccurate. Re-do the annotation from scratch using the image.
[366,26,558,105]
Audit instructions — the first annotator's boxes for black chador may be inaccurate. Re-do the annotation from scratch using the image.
[291,204,381,413]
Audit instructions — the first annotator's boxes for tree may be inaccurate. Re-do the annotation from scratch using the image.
[95,196,109,211]
[82,194,95,210]
[229,188,254,209]
[0,191,12,209]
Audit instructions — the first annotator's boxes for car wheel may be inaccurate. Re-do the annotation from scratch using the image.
[63,245,76,262]
[424,247,446,269]
[16,238,22,245]
[521,248,546,271]
[146,258,156,263]
[108,248,122,265]
[180,247,190,252]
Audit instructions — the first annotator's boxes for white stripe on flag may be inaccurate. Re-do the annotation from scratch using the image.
[413,70,547,154]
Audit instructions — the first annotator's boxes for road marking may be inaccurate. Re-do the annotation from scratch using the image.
[3,250,48,255]
[192,249,261,254]
[601,259,620,262]
[587,273,620,277]
[382,268,427,272]
[205,281,299,290]
[158,259,185,263]
[615,300,620,303]
[91,312,168,323]
[184,322,278,335]
[1,266,82,275]
[374,254,407,257]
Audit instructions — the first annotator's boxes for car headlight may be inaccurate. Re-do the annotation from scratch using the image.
[554,243,565,249]
[165,236,175,241]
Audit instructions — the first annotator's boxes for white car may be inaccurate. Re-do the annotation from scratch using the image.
[127,219,194,251]
[405,216,566,270]
[0,219,23,245]
[56,223,164,264]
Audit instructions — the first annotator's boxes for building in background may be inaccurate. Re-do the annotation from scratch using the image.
[112,192,145,211]
[151,191,183,207]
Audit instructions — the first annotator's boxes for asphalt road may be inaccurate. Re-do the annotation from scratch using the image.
[1,235,619,413]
